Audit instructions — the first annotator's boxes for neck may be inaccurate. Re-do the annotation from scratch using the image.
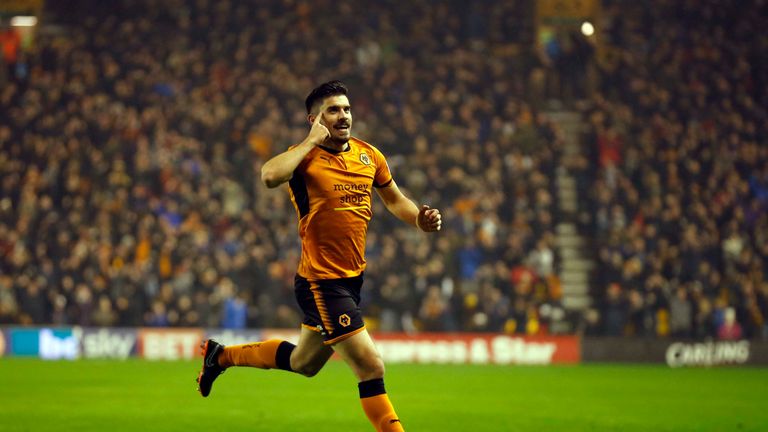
[320,140,349,153]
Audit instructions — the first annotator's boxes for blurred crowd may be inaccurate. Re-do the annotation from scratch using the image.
[3,0,765,341]
[578,0,768,339]
[0,0,566,334]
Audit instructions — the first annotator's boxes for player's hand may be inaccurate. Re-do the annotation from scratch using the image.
[417,205,442,232]
[307,104,330,146]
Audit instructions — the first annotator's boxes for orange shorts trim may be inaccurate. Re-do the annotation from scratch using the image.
[323,325,366,346]
[301,323,323,333]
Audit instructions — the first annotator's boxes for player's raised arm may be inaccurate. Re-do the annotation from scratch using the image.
[261,104,330,188]
[376,180,442,232]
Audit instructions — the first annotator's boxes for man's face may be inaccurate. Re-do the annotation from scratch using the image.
[314,95,352,144]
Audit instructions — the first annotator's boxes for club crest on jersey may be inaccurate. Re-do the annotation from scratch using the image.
[359,152,371,166]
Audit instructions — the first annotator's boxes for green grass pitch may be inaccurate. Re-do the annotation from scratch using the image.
[1,358,766,431]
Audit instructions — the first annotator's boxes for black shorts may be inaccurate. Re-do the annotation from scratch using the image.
[294,274,366,345]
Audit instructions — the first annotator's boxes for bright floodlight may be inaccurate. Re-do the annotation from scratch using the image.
[581,21,595,36]
[11,16,38,27]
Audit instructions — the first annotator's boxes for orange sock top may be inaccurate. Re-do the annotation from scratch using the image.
[218,340,288,369]
[359,378,404,432]
[361,394,404,432]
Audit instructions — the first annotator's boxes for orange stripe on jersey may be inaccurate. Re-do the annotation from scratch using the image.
[310,282,335,335]
[288,137,393,280]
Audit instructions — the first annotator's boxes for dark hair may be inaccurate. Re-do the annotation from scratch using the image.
[305,80,348,114]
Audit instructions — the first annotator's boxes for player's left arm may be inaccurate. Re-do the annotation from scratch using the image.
[376,180,442,232]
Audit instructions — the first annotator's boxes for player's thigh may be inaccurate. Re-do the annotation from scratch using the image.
[290,326,334,375]
[332,328,385,381]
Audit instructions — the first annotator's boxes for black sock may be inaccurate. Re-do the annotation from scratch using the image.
[358,378,386,398]
[275,341,296,372]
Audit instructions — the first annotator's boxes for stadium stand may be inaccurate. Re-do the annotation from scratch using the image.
[581,0,768,339]
[1,0,765,340]
[0,0,564,334]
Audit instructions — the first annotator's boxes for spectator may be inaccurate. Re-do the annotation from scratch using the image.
[92,295,118,327]
[718,307,743,341]
[418,285,451,332]
[0,25,21,80]
[668,287,692,338]
[0,0,566,333]
[584,0,767,339]
[220,279,248,330]
[601,283,627,336]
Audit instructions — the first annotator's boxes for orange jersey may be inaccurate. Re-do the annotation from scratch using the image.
[288,137,393,280]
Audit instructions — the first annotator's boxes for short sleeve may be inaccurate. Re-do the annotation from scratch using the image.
[372,147,393,188]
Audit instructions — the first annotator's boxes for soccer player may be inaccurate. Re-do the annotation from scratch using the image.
[196,80,442,432]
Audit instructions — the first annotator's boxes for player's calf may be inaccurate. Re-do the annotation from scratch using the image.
[197,339,298,397]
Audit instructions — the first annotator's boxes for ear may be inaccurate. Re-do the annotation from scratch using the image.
[307,114,315,124]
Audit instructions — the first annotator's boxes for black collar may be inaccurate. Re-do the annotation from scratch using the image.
[319,142,350,154]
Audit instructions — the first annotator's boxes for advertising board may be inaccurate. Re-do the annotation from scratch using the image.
[81,328,137,359]
[373,333,580,365]
[582,338,768,367]
[138,328,204,360]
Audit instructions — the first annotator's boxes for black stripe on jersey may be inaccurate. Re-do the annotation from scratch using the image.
[289,171,310,217]
[373,178,393,188]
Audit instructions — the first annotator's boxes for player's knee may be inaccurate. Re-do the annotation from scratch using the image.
[358,355,385,381]
[298,365,322,378]
[291,358,323,377]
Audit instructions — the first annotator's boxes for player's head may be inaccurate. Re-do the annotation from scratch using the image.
[306,80,352,144]
[305,80,348,114]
